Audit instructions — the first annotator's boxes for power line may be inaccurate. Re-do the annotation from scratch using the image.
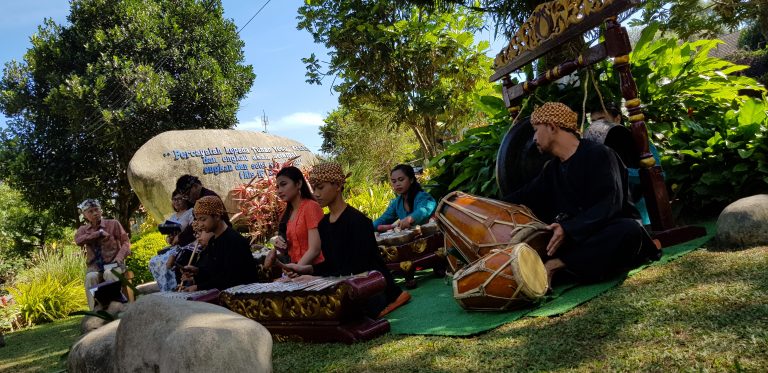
[237,0,272,35]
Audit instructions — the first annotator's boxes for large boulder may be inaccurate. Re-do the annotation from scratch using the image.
[115,294,272,373]
[68,320,120,373]
[128,129,317,221]
[715,194,768,249]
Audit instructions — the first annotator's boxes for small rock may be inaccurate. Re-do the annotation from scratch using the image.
[68,320,120,373]
[715,194,768,249]
[80,316,108,334]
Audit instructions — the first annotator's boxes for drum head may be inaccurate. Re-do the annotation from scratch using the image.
[496,117,552,197]
[510,244,548,298]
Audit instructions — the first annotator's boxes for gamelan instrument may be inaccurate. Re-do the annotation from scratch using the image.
[153,289,221,304]
[453,242,548,311]
[376,220,447,288]
[436,191,552,271]
[219,271,390,343]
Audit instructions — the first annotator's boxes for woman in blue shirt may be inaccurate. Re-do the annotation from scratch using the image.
[373,164,437,231]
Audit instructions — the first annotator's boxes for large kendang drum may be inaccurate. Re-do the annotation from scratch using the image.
[436,191,552,271]
[453,243,548,311]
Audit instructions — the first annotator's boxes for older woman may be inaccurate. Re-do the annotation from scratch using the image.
[148,189,194,291]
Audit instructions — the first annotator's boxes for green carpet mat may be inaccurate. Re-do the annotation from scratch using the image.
[386,222,715,336]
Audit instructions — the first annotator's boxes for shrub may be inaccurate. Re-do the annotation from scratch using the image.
[125,232,167,285]
[346,183,394,219]
[7,274,84,326]
[4,245,86,327]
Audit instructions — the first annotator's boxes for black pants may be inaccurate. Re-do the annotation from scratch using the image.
[557,218,657,282]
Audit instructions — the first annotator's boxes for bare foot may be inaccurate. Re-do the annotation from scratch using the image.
[544,258,566,292]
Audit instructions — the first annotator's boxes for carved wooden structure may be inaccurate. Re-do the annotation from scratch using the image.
[219,271,390,343]
[378,230,447,288]
[491,0,705,246]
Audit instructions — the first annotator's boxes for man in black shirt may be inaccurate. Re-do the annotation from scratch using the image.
[180,196,257,291]
[503,102,658,284]
[283,162,410,317]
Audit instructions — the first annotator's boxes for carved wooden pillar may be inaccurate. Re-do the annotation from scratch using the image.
[502,76,522,119]
[605,18,675,231]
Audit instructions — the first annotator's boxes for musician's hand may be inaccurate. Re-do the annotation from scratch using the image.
[264,249,276,269]
[292,275,319,283]
[273,236,287,251]
[397,216,414,230]
[197,231,213,247]
[182,265,199,275]
[170,234,179,246]
[182,285,198,292]
[282,263,311,275]
[545,223,565,257]
[377,224,394,233]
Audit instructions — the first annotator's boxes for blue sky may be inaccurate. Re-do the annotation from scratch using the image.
[0,0,505,154]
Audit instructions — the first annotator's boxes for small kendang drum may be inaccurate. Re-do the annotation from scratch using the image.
[436,191,552,271]
[453,243,548,311]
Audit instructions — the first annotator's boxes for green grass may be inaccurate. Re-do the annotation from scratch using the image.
[271,247,768,372]
[0,317,80,373]
[2,247,767,372]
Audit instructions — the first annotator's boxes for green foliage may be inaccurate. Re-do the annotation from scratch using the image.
[299,1,494,158]
[4,246,86,327]
[633,0,768,40]
[0,183,67,261]
[320,105,421,182]
[0,0,255,229]
[739,22,768,51]
[125,232,167,285]
[427,94,510,199]
[346,183,395,219]
[629,23,768,213]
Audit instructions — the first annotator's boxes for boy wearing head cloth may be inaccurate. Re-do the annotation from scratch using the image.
[282,162,411,318]
[180,196,257,291]
[503,102,658,285]
[75,199,131,310]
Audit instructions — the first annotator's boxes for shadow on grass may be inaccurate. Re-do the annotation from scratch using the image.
[0,317,80,373]
[273,248,768,372]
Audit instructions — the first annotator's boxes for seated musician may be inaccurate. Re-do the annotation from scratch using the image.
[148,189,194,291]
[175,175,229,248]
[588,102,663,226]
[283,162,411,317]
[265,166,324,268]
[372,164,436,231]
[502,102,659,284]
[180,196,258,291]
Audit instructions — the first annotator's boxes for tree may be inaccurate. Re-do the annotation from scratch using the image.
[298,1,494,159]
[0,182,66,284]
[632,0,767,41]
[0,0,255,231]
[320,105,421,182]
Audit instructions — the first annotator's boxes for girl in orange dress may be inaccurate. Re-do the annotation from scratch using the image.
[268,166,324,267]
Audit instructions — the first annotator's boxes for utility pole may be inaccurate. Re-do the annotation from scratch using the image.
[261,110,269,133]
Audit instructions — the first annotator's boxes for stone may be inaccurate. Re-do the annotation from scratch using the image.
[128,129,317,221]
[715,194,768,249]
[135,281,160,294]
[80,316,108,334]
[115,294,272,373]
[68,320,120,373]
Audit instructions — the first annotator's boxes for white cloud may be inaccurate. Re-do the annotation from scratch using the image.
[274,112,325,128]
[236,111,325,132]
